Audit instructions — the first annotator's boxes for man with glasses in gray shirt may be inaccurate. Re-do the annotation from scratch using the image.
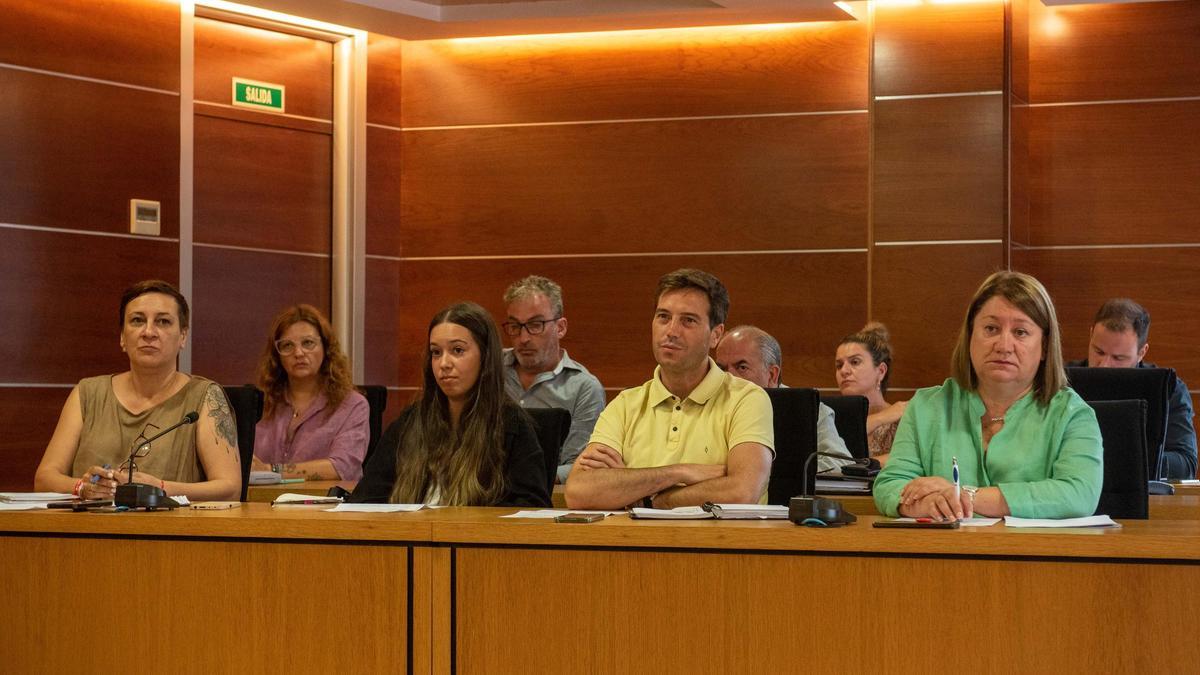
[502,276,606,484]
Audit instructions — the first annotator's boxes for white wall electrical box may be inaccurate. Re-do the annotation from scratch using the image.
[129,199,161,236]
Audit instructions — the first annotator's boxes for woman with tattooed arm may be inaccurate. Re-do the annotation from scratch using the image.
[34,280,241,501]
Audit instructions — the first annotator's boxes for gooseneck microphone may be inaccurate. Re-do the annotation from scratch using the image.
[115,411,199,510]
[789,451,868,527]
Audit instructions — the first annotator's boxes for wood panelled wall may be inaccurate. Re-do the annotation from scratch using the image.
[4,0,1200,488]
[871,1,1006,390]
[1010,0,1200,424]
[389,21,872,400]
[0,0,181,489]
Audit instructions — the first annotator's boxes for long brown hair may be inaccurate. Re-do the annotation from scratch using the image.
[256,304,355,419]
[389,302,512,506]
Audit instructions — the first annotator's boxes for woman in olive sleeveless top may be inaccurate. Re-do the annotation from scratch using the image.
[34,281,241,502]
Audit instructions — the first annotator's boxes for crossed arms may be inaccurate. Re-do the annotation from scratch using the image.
[563,441,772,510]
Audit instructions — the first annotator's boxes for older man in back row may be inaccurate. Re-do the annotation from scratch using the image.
[566,269,774,509]
[502,275,606,484]
[715,325,854,472]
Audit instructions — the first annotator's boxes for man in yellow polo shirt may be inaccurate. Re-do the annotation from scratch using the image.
[565,269,774,509]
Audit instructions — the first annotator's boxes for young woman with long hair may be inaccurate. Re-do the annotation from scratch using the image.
[351,302,550,507]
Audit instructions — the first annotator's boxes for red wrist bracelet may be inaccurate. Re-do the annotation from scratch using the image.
[73,479,83,497]
[160,479,166,494]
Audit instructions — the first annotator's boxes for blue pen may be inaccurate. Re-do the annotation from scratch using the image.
[90,463,112,484]
[952,456,961,504]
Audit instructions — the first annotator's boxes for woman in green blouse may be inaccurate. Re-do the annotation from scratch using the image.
[873,271,1103,520]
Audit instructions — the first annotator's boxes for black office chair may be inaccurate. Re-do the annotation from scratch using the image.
[525,407,572,494]
[1067,366,1172,484]
[820,394,870,460]
[765,387,820,505]
[222,384,264,501]
[359,385,389,469]
[1088,399,1149,519]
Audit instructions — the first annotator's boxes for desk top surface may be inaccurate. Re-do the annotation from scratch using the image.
[3,502,1200,562]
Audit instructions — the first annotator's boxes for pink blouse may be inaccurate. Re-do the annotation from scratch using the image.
[253,390,370,481]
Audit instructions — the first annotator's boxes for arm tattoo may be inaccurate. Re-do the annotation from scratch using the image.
[205,384,239,453]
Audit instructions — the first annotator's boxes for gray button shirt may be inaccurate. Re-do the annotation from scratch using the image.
[503,349,606,483]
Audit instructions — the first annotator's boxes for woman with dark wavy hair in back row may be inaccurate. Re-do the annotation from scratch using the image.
[252,304,369,481]
[350,302,550,507]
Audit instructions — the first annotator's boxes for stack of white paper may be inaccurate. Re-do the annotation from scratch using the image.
[501,509,617,519]
[631,506,712,520]
[1003,515,1120,528]
[0,492,74,502]
[325,503,424,513]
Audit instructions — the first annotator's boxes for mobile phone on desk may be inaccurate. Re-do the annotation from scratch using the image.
[191,501,241,510]
[873,518,960,529]
[48,499,110,510]
[555,512,605,523]
[841,464,880,478]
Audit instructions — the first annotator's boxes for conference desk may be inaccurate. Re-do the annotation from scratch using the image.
[835,494,1200,520]
[3,505,1198,674]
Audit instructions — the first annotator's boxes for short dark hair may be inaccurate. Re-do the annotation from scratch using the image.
[655,268,729,329]
[1093,298,1151,348]
[119,280,189,330]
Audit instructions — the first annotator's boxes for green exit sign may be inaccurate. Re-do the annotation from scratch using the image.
[232,78,285,113]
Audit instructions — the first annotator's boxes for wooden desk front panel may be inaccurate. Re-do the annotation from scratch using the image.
[453,546,1199,674]
[0,535,409,674]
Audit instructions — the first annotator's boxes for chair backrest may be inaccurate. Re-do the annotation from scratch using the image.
[359,385,389,469]
[819,394,870,460]
[1067,366,1172,480]
[766,387,820,505]
[1088,399,1149,519]
[222,384,263,501]
[525,407,572,494]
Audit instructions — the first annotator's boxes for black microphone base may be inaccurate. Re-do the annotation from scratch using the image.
[789,496,857,527]
[115,483,181,510]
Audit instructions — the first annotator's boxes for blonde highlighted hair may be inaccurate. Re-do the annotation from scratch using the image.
[950,271,1066,407]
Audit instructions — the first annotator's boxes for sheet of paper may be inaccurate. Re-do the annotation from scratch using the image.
[0,502,49,510]
[0,492,74,502]
[631,506,712,520]
[886,517,998,526]
[958,517,1001,526]
[814,479,871,494]
[501,509,618,519]
[325,503,424,513]
[271,493,342,505]
[1003,515,1119,528]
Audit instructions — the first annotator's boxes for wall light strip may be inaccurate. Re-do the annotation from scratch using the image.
[401,108,868,132]
[1012,242,1200,251]
[1025,95,1200,109]
[0,62,179,96]
[195,0,363,37]
[193,241,332,259]
[195,100,334,125]
[875,239,1002,246]
[0,222,180,243]
[448,21,838,45]
[388,248,869,262]
[876,91,1003,101]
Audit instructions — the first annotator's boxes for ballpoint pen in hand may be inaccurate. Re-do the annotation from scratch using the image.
[952,456,961,504]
